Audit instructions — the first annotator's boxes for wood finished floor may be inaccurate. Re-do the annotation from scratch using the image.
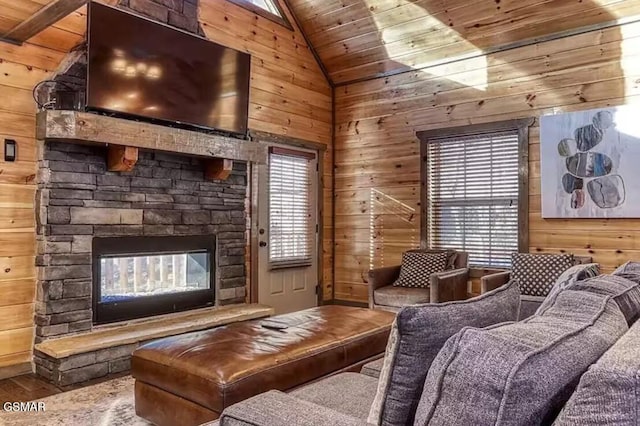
[0,372,129,403]
[0,374,61,403]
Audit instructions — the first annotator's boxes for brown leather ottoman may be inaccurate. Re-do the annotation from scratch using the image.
[131,305,394,426]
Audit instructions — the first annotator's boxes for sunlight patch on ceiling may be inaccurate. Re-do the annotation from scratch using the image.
[364,0,487,90]
[613,24,640,137]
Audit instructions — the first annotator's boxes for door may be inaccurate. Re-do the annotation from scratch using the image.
[257,144,319,315]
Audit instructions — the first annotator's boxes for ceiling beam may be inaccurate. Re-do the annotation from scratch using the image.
[1,0,88,44]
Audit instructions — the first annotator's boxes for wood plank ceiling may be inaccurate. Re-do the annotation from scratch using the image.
[287,0,640,85]
[0,0,86,54]
[0,0,57,34]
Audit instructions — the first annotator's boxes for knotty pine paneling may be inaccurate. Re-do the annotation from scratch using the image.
[0,0,332,371]
[334,19,640,303]
[289,0,640,84]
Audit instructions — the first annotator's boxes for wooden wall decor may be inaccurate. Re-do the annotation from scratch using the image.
[333,17,640,303]
[107,145,138,172]
[205,158,234,180]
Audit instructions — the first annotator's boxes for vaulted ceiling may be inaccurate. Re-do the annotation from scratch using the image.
[286,0,640,85]
[3,0,640,85]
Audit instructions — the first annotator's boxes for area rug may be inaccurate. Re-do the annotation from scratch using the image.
[0,376,150,426]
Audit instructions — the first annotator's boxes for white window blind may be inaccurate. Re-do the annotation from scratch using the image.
[426,131,520,268]
[269,150,314,267]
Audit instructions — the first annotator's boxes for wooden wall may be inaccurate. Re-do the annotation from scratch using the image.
[0,0,332,371]
[198,1,334,301]
[0,2,85,374]
[334,19,640,302]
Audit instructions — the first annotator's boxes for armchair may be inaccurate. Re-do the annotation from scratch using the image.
[481,254,593,319]
[367,249,470,312]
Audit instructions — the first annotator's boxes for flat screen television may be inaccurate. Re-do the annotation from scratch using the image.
[87,2,251,135]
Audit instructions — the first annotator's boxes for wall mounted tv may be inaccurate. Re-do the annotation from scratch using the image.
[87,2,251,135]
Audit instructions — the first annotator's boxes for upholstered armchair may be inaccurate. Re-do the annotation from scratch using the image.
[481,253,594,319]
[367,249,470,312]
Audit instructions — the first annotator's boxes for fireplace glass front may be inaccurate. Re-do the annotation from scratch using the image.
[93,235,216,324]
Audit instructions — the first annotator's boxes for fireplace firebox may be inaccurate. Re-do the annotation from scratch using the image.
[92,235,216,324]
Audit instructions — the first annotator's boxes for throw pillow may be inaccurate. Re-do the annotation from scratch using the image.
[511,253,574,296]
[554,319,640,426]
[541,274,640,325]
[536,263,600,315]
[414,289,629,426]
[392,251,448,288]
[367,280,520,426]
[614,260,640,275]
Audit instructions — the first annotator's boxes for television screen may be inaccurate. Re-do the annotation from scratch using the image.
[87,2,251,135]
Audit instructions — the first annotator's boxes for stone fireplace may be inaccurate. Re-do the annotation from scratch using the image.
[30,0,271,387]
[35,141,248,342]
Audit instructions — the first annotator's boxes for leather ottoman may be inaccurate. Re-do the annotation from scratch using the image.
[131,305,394,426]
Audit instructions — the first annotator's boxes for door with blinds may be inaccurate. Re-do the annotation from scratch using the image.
[257,144,319,314]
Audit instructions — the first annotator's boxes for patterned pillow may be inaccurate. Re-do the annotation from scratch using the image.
[511,253,574,297]
[392,252,448,288]
[542,263,600,302]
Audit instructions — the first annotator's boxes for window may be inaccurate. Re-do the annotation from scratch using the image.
[418,119,532,268]
[226,0,292,29]
[268,147,316,268]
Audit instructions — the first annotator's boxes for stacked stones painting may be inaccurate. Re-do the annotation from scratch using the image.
[540,106,640,218]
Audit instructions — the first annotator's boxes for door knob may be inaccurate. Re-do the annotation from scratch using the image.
[259,241,267,247]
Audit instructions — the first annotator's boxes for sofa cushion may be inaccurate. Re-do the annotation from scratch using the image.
[219,390,368,426]
[415,289,629,426]
[511,253,574,296]
[368,280,520,426]
[361,358,384,379]
[374,285,430,307]
[554,319,640,425]
[291,372,378,421]
[392,251,448,288]
[539,274,640,325]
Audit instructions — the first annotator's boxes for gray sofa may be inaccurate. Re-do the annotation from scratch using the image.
[214,271,640,426]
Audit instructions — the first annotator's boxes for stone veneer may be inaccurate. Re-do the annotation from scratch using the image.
[35,142,248,340]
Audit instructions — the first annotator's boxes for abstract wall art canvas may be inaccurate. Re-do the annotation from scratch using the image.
[540,105,640,218]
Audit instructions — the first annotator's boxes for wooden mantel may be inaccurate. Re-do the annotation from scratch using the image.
[36,110,267,164]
